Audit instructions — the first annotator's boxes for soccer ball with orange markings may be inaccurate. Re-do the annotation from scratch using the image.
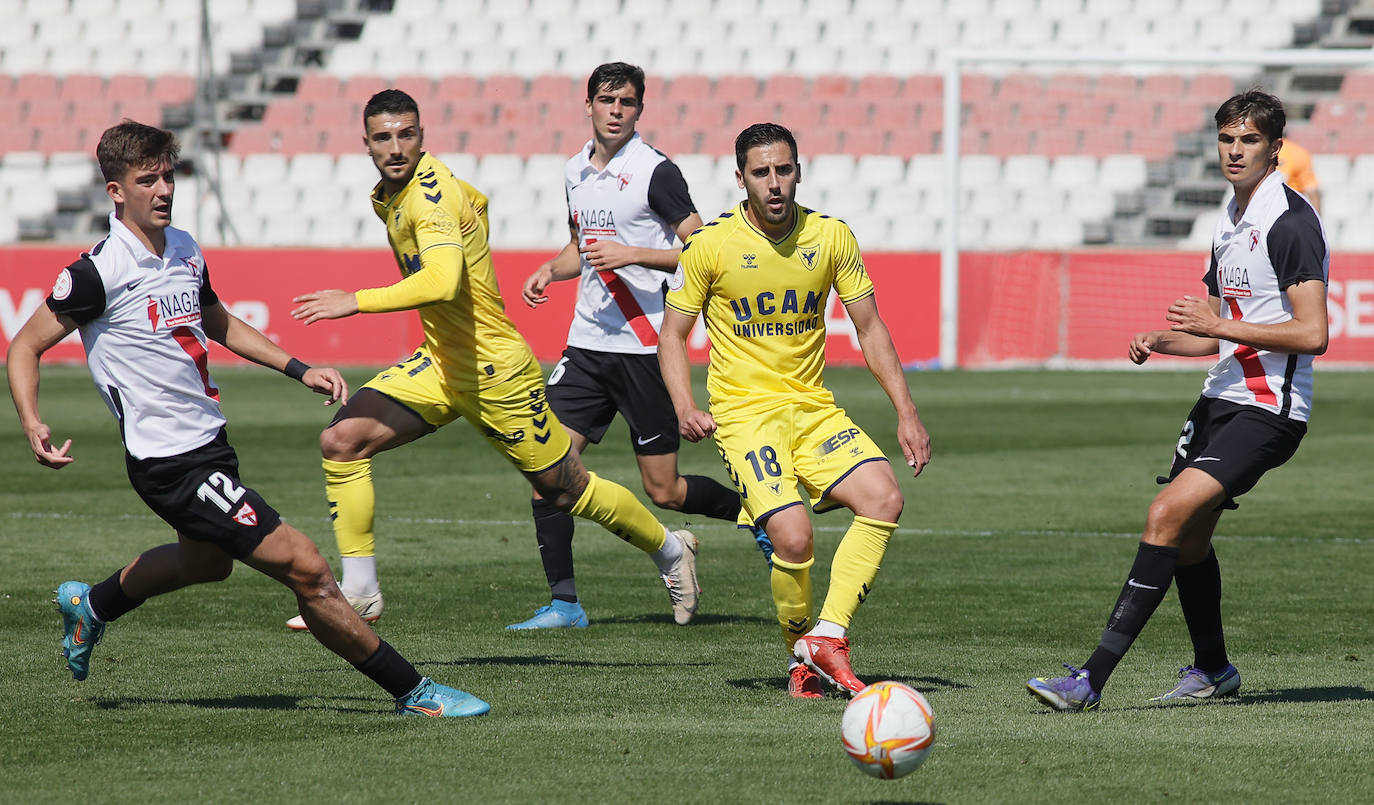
[841,681,935,779]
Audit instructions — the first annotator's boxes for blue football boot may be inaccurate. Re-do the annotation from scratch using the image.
[55,581,105,681]
[395,677,490,717]
[505,599,590,630]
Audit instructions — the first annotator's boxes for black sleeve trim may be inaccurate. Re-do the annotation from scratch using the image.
[1268,206,1328,290]
[1203,250,1219,297]
[46,257,106,325]
[200,263,219,307]
[647,160,696,228]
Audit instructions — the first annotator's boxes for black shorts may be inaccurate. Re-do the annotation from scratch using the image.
[545,346,680,456]
[125,428,282,559]
[1159,396,1306,509]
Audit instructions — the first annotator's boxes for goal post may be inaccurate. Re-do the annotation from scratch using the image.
[939,48,1374,369]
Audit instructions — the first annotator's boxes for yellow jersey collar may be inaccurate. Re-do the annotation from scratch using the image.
[739,201,802,245]
[371,152,437,218]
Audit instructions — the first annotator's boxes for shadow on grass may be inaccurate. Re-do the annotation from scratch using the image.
[1228,685,1374,705]
[91,693,379,714]
[1040,685,1374,715]
[727,674,972,695]
[424,654,712,670]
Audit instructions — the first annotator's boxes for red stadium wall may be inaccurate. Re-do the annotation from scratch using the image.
[4,247,1374,368]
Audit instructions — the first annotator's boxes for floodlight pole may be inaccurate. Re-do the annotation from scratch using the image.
[938,48,1374,370]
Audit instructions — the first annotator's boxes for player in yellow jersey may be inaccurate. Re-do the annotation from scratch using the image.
[288,89,700,632]
[659,123,932,698]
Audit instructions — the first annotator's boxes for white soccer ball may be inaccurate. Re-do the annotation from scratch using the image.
[841,681,935,779]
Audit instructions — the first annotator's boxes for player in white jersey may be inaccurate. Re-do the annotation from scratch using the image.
[1028,90,1329,712]
[7,121,488,716]
[510,62,765,630]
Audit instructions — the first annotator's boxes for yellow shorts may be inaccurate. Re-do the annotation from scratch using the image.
[713,400,887,523]
[363,346,572,473]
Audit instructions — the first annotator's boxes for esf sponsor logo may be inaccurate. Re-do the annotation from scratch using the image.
[729,289,822,321]
[817,427,862,457]
[483,426,526,445]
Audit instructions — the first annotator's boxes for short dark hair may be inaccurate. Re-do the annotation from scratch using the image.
[586,62,645,104]
[1215,89,1285,142]
[364,89,421,124]
[734,122,798,171]
[96,120,179,183]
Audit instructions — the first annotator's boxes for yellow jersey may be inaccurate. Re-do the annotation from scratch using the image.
[361,152,533,390]
[666,202,874,413]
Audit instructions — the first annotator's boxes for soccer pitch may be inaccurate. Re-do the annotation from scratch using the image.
[3,365,1371,804]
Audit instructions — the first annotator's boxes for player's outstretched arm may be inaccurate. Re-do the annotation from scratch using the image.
[658,308,715,442]
[522,233,582,308]
[7,304,77,468]
[846,295,931,477]
[290,288,360,324]
[202,302,348,406]
[294,245,464,321]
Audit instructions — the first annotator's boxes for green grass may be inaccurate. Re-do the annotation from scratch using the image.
[3,366,1372,804]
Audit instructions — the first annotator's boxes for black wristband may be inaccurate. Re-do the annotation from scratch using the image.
[284,358,310,382]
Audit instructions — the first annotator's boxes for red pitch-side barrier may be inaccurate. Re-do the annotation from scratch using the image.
[3,247,1374,367]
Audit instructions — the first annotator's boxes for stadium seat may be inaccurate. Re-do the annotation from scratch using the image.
[1002,155,1050,188]
[1098,155,1147,189]
[1048,155,1098,189]
[1035,216,1084,248]
[841,130,886,156]
[287,153,335,187]
[150,74,195,105]
[776,99,824,129]
[1034,129,1081,158]
[714,75,759,102]
[46,152,98,189]
[731,99,778,129]
[475,153,525,189]
[512,127,559,157]
[886,129,935,157]
[1310,154,1349,186]
[1017,185,1067,217]
[392,75,437,106]
[1128,130,1175,161]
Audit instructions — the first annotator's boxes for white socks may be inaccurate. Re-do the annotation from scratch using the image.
[650,527,684,573]
[808,619,846,639]
[340,555,380,598]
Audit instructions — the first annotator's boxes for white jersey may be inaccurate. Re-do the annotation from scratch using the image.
[563,133,695,354]
[46,213,225,459]
[1202,171,1329,421]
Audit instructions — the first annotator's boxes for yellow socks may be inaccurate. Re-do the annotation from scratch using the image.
[568,471,667,554]
[817,516,896,629]
[770,554,814,650]
[323,458,375,558]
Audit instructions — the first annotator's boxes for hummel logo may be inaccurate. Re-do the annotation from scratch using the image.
[636,434,662,446]
[125,278,144,291]
[1127,578,1161,590]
